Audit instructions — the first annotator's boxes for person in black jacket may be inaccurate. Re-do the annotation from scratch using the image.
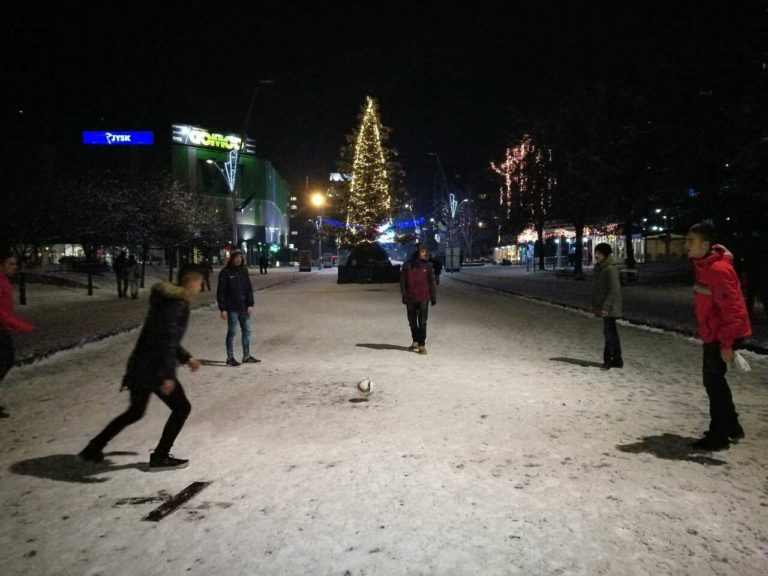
[217,250,259,366]
[428,253,443,285]
[79,265,204,470]
[114,251,128,299]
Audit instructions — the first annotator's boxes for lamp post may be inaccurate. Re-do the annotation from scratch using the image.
[210,79,275,256]
[206,158,238,248]
[311,191,326,269]
[404,201,419,242]
[428,152,455,270]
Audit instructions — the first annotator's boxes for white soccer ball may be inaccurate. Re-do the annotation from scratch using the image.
[357,378,374,394]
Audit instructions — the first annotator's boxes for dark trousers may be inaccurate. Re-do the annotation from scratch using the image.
[702,342,739,437]
[116,275,128,299]
[89,380,191,456]
[0,331,14,384]
[603,318,622,364]
[407,301,430,345]
[260,265,267,274]
[202,274,211,292]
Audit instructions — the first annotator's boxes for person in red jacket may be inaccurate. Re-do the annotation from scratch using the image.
[685,223,752,451]
[0,247,34,418]
[400,245,437,355]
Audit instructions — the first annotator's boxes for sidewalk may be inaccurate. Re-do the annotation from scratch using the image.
[446,265,768,352]
[11,267,299,364]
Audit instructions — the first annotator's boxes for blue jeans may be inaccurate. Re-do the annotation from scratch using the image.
[226,311,251,359]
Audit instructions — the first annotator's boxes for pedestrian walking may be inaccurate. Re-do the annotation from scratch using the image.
[125,255,140,300]
[429,253,443,285]
[79,265,205,470]
[400,245,437,355]
[217,250,259,366]
[114,251,128,299]
[685,222,752,451]
[592,243,623,371]
[259,255,268,275]
[0,247,34,418]
[201,258,213,292]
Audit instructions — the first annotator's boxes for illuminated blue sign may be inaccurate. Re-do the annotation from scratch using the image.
[82,131,154,146]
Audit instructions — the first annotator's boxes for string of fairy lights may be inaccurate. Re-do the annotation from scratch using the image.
[347,96,391,238]
[491,134,554,220]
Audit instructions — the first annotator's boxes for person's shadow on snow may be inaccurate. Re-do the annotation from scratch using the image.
[550,357,605,368]
[356,343,413,352]
[9,452,145,484]
[616,434,728,466]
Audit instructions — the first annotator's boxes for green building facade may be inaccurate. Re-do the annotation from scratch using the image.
[171,124,290,263]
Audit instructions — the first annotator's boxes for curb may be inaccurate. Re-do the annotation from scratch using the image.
[15,275,298,366]
[447,275,768,356]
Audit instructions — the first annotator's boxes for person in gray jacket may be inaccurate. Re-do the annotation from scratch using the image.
[593,243,623,370]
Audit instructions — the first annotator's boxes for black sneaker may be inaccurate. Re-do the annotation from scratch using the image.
[242,356,261,364]
[78,444,105,463]
[226,357,241,367]
[612,359,624,369]
[690,436,730,451]
[0,406,9,419]
[704,424,745,441]
[149,454,189,471]
[600,363,611,371]
[728,423,746,440]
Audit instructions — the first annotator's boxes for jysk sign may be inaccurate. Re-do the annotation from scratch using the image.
[172,124,255,154]
[83,131,154,145]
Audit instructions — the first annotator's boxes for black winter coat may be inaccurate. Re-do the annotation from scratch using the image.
[122,283,192,390]
[217,264,254,312]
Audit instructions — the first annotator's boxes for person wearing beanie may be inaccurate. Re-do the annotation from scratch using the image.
[0,247,34,418]
[685,222,752,451]
[592,243,623,371]
[217,250,259,366]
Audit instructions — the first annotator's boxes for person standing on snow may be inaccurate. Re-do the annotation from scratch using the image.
[79,265,205,470]
[217,250,259,366]
[125,254,140,300]
[114,251,129,299]
[400,245,437,355]
[592,243,623,371]
[685,222,752,451]
[429,253,443,285]
[0,247,34,418]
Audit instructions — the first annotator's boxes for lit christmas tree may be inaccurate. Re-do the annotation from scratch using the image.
[343,96,393,243]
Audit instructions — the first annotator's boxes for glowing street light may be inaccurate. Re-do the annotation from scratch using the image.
[311,192,326,208]
[310,189,329,268]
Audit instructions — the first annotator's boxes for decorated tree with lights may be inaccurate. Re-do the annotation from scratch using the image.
[335,96,404,244]
[492,134,555,270]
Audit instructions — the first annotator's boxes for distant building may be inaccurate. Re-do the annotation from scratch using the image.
[170,124,290,263]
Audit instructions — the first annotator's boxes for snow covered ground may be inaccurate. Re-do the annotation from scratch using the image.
[1,271,767,575]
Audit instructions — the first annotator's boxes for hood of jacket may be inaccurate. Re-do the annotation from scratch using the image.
[693,244,733,272]
[150,282,193,304]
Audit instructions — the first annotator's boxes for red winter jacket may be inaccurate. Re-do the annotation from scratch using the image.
[692,245,751,350]
[0,273,33,333]
[400,259,436,303]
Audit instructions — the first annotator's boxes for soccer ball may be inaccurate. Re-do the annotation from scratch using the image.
[357,378,374,394]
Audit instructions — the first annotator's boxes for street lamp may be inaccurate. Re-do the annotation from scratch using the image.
[310,190,327,269]
[403,200,420,242]
[428,152,455,270]
[207,158,238,247]
[212,79,275,256]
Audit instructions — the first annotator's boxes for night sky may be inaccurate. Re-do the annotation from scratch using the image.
[4,2,760,208]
